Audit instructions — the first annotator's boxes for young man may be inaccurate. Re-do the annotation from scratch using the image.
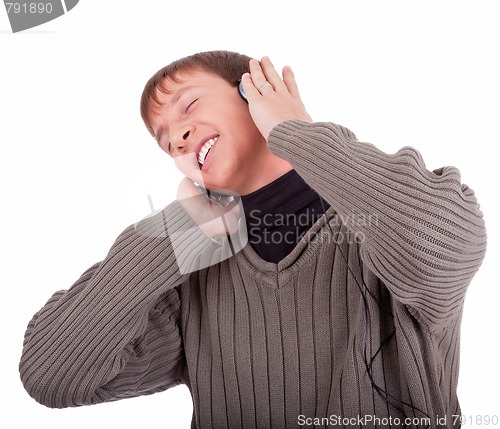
[20,51,486,428]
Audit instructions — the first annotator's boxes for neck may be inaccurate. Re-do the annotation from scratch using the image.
[237,153,293,196]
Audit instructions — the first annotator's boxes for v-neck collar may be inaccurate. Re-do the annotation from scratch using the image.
[234,206,338,289]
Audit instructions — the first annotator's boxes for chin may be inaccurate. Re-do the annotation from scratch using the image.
[201,175,239,196]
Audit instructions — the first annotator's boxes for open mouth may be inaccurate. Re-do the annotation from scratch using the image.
[197,136,219,169]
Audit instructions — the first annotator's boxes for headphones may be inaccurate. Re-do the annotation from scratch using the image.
[315,196,431,427]
[238,80,248,103]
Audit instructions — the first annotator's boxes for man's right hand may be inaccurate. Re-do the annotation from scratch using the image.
[176,177,242,239]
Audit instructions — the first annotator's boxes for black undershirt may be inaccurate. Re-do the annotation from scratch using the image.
[240,170,330,263]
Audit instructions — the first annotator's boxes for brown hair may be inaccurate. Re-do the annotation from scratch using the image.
[140,50,252,137]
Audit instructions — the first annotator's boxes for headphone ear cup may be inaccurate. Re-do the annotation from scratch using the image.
[238,81,248,103]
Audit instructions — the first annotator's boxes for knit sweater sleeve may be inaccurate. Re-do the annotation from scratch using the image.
[268,120,487,328]
[19,201,215,408]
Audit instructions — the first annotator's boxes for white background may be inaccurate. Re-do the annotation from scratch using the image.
[1,1,498,427]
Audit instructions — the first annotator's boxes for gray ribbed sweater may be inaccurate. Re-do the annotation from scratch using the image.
[19,121,487,429]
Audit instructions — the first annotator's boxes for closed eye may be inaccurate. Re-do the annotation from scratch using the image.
[185,98,199,113]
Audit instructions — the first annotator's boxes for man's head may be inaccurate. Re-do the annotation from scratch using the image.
[140,50,291,195]
[141,50,251,136]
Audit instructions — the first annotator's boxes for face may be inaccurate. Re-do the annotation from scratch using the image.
[148,69,267,194]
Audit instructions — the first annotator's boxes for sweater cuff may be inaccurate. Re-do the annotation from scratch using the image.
[134,200,246,274]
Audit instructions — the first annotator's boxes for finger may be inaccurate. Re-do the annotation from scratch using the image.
[177,178,216,214]
[282,65,301,99]
[260,56,286,92]
[240,72,261,102]
[226,199,239,212]
[223,204,241,235]
[174,152,204,185]
[177,177,200,200]
[248,58,268,90]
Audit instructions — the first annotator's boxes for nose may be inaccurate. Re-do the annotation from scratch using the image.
[171,124,195,153]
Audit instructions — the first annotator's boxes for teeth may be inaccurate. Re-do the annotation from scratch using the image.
[198,136,218,166]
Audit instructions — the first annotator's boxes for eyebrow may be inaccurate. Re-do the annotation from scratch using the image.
[171,85,196,105]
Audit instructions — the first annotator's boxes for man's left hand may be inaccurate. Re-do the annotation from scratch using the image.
[240,56,312,140]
